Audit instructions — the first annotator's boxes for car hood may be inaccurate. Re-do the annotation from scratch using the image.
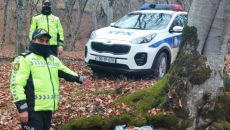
[94,26,164,41]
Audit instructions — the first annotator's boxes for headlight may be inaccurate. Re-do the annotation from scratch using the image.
[90,31,97,40]
[130,33,156,44]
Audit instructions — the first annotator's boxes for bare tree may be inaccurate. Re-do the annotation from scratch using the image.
[90,0,98,31]
[7,2,14,45]
[14,0,28,54]
[64,0,76,50]
[72,0,88,51]
[29,0,40,24]
[1,0,9,49]
[99,0,114,27]
[50,0,59,14]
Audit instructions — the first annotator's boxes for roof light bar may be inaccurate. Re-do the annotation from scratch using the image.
[140,4,183,11]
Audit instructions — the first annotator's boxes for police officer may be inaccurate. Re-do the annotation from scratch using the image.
[29,0,64,56]
[10,28,91,130]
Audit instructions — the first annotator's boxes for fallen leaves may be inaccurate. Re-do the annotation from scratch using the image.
[1,49,230,130]
[0,51,157,129]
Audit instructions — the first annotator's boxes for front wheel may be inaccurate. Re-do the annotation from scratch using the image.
[152,52,168,79]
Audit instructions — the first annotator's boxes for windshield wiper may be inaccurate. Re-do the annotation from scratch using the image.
[111,25,120,28]
[125,27,145,30]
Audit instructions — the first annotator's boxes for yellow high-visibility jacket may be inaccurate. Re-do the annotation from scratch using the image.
[29,13,64,48]
[10,51,83,112]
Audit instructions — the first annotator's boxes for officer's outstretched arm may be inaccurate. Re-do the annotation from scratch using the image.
[57,59,84,83]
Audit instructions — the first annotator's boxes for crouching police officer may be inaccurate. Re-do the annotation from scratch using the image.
[10,28,91,130]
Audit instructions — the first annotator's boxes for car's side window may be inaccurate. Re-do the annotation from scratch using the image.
[170,15,186,31]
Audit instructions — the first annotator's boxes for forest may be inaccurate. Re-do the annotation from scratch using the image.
[0,0,230,130]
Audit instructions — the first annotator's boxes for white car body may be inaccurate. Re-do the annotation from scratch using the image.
[85,8,187,78]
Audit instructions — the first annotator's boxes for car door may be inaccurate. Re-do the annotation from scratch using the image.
[169,14,187,62]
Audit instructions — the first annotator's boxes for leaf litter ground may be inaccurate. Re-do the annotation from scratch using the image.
[0,45,158,130]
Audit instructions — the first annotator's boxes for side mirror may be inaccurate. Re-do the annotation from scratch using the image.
[172,26,183,33]
[110,22,115,26]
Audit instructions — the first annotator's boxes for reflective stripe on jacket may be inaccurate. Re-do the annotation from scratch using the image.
[10,52,80,112]
[29,13,64,46]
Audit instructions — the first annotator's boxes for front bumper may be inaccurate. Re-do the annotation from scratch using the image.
[86,60,151,74]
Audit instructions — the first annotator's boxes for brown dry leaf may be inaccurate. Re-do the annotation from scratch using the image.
[167,93,172,99]
[138,113,145,120]
[179,99,183,108]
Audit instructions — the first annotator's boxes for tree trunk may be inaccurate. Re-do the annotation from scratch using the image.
[184,0,230,129]
[100,0,114,27]
[90,0,98,31]
[14,0,28,55]
[29,0,40,24]
[7,2,13,45]
[1,0,9,49]
[107,0,114,25]
[50,0,59,14]
[72,0,88,51]
[64,0,76,51]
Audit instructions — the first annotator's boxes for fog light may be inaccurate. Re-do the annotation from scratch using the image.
[140,53,146,59]
[134,53,147,66]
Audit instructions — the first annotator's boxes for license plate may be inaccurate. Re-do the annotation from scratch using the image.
[95,56,116,63]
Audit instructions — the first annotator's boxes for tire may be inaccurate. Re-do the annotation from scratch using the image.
[152,52,168,79]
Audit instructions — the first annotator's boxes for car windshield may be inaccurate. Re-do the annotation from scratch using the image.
[113,13,172,30]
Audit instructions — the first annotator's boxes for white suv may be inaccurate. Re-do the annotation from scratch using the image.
[85,4,187,79]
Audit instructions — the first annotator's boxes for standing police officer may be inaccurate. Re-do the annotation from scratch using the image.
[29,0,64,56]
[10,28,91,130]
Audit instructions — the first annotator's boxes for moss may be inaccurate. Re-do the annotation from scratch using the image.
[221,121,230,130]
[68,109,73,114]
[101,114,146,129]
[198,94,230,123]
[174,108,189,119]
[58,115,102,130]
[177,25,199,57]
[215,94,230,122]
[169,26,211,85]
[76,91,82,96]
[180,118,194,130]
[146,112,179,130]
[212,122,224,130]
[114,74,169,115]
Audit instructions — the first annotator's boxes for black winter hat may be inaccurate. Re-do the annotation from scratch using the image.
[42,0,51,5]
[32,28,51,39]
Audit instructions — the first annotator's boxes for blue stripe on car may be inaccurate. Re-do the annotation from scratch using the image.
[149,35,181,48]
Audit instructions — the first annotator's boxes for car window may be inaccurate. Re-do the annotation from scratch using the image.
[113,13,172,30]
[170,15,186,31]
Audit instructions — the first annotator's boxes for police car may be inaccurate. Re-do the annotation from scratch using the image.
[85,4,187,79]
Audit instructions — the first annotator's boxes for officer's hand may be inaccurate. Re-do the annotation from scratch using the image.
[19,111,28,124]
[58,48,63,55]
[82,76,92,86]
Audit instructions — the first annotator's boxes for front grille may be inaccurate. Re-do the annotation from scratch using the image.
[91,42,131,55]
[88,60,129,70]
